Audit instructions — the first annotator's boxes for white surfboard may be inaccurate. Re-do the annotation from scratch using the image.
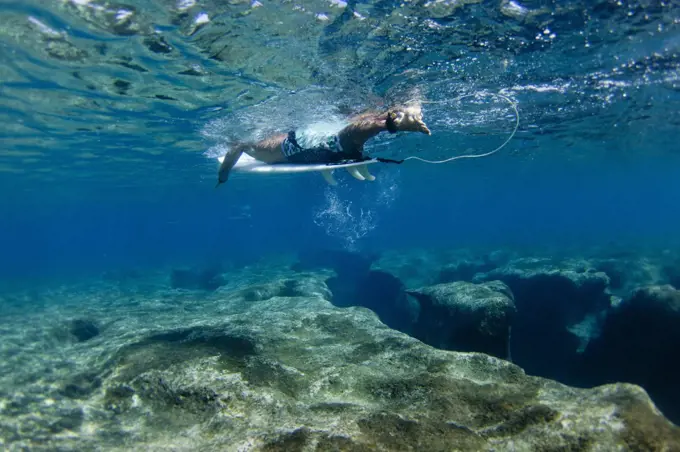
[216,153,379,185]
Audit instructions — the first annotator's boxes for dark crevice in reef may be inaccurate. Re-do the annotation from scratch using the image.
[578,285,680,424]
[293,249,680,425]
[292,248,378,281]
[470,260,680,425]
[294,249,416,332]
[475,267,612,382]
[69,318,100,342]
[327,270,415,333]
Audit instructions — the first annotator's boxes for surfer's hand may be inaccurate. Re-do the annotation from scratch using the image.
[389,107,431,135]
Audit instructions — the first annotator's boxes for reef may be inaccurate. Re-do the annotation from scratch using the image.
[407,280,515,359]
[581,284,680,423]
[471,257,613,381]
[371,247,680,425]
[1,250,679,450]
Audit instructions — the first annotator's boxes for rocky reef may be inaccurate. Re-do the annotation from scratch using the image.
[581,284,680,423]
[1,267,679,450]
[406,280,515,359]
[471,257,613,381]
[308,246,680,426]
[1,249,680,449]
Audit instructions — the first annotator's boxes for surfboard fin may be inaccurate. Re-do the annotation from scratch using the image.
[356,164,376,181]
[347,167,365,181]
[321,169,337,186]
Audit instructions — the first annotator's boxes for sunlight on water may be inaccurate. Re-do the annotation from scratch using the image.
[422,90,518,134]
[0,0,676,189]
[200,87,360,152]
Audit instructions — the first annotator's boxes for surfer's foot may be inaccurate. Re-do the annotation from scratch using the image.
[216,146,244,187]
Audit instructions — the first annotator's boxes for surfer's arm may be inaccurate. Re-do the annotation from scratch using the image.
[338,107,431,152]
[337,114,386,154]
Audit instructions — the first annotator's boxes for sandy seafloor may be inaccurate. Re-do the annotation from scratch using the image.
[1,246,679,451]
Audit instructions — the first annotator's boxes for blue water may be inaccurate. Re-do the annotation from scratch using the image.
[1,3,678,273]
[3,149,679,285]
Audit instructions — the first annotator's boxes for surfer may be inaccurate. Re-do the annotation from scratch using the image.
[216,105,431,186]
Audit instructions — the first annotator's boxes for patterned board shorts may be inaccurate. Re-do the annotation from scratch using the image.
[280,131,347,163]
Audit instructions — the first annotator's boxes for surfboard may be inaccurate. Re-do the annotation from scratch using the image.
[216,153,379,185]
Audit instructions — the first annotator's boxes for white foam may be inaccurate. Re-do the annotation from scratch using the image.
[194,13,210,26]
[28,17,63,38]
[177,0,196,11]
[115,9,134,22]
[500,0,528,19]
[294,119,348,148]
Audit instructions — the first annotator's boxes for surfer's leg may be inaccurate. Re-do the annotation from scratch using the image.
[216,134,288,187]
[244,134,288,164]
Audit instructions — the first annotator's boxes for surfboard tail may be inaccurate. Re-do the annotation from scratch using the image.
[216,146,245,187]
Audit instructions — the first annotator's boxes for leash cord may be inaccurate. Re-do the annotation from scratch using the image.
[395,93,519,165]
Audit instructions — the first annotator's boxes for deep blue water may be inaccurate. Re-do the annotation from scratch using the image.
[3,148,679,285]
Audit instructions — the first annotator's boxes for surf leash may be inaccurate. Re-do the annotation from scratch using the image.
[377,92,519,166]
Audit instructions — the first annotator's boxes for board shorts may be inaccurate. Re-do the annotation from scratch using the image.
[280,130,355,163]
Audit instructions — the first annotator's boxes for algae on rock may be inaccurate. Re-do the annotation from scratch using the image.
[0,274,679,451]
